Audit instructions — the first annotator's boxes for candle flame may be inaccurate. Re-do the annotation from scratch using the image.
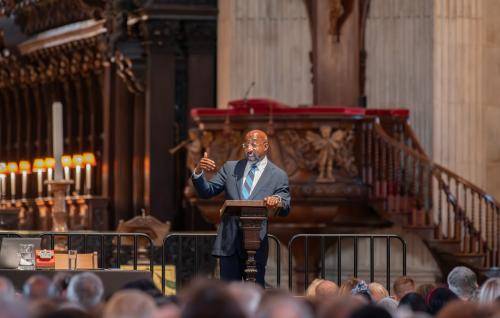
[19,160,31,173]
[72,154,84,167]
[33,158,46,172]
[7,162,18,173]
[83,152,96,166]
[44,157,56,169]
[61,155,73,168]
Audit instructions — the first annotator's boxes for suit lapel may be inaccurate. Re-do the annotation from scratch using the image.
[234,159,246,200]
[249,161,274,200]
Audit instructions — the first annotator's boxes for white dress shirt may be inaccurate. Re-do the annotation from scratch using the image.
[242,156,268,195]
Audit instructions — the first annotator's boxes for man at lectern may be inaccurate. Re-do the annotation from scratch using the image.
[191,129,290,286]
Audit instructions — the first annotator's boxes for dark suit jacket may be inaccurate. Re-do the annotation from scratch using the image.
[191,158,290,256]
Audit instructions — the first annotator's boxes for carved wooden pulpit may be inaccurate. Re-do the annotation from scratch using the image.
[219,200,267,282]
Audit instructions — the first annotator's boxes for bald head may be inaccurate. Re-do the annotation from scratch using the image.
[315,280,338,298]
[243,130,269,162]
[245,130,268,142]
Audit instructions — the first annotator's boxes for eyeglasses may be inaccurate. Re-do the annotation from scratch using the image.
[241,142,263,149]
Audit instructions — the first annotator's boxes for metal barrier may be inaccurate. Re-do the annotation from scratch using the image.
[288,234,407,292]
[162,232,281,293]
[0,231,155,272]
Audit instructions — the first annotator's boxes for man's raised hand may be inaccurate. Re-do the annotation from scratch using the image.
[194,152,217,174]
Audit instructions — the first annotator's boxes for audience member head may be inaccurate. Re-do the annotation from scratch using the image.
[154,296,181,318]
[393,276,416,300]
[256,292,314,318]
[318,296,365,318]
[350,280,372,304]
[67,272,104,309]
[103,290,156,318]
[180,279,246,318]
[339,278,361,297]
[447,266,478,301]
[306,279,325,297]
[23,275,52,300]
[121,278,163,301]
[316,280,339,298]
[376,297,398,315]
[478,277,500,304]
[29,299,58,318]
[228,282,263,317]
[49,273,73,300]
[39,308,94,318]
[435,299,496,318]
[368,283,389,302]
[0,276,16,301]
[0,299,29,318]
[398,292,429,313]
[426,287,459,315]
[349,304,392,318]
[416,283,436,300]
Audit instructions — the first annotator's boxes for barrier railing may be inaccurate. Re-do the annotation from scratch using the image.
[0,231,406,294]
[288,234,407,292]
[161,232,281,293]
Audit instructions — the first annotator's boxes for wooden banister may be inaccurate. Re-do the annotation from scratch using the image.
[365,119,499,268]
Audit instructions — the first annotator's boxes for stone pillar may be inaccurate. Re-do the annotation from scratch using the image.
[433,0,485,187]
[365,0,486,188]
[217,0,313,107]
[482,0,500,199]
[365,0,434,154]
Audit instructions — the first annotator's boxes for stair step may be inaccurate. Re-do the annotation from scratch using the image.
[426,239,462,254]
[403,225,437,240]
[439,252,486,269]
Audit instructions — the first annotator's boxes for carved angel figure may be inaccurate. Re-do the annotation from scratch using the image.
[306,126,357,181]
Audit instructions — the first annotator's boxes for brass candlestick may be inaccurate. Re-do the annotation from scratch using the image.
[46,180,73,232]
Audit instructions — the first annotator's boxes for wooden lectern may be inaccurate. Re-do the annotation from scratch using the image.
[220,199,267,282]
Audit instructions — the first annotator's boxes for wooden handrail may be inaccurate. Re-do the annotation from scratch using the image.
[366,119,498,267]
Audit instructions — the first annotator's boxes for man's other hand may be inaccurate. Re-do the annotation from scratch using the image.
[264,196,281,211]
[194,152,216,174]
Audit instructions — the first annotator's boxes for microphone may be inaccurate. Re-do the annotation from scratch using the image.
[243,81,255,102]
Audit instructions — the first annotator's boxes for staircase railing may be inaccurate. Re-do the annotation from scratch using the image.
[360,119,499,268]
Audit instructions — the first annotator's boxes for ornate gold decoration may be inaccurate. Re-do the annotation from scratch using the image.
[306,126,357,182]
[328,0,344,41]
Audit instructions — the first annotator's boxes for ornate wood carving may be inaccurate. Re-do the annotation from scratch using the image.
[0,0,106,35]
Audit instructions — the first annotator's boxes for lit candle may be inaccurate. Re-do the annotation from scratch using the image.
[44,157,55,194]
[19,161,31,199]
[0,162,6,200]
[7,162,18,200]
[33,158,45,197]
[61,155,72,181]
[52,102,64,181]
[72,154,83,194]
[83,152,96,195]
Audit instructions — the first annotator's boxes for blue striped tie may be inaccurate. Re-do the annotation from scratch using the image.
[241,164,258,199]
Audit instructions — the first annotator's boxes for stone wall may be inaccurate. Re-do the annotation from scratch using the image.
[365,0,490,191]
[217,0,313,108]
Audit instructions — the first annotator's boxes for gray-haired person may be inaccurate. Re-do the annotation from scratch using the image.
[67,272,104,309]
[447,266,478,301]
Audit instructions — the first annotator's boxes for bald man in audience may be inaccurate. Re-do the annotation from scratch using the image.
[23,275,51,300]
[315,280,339,298]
